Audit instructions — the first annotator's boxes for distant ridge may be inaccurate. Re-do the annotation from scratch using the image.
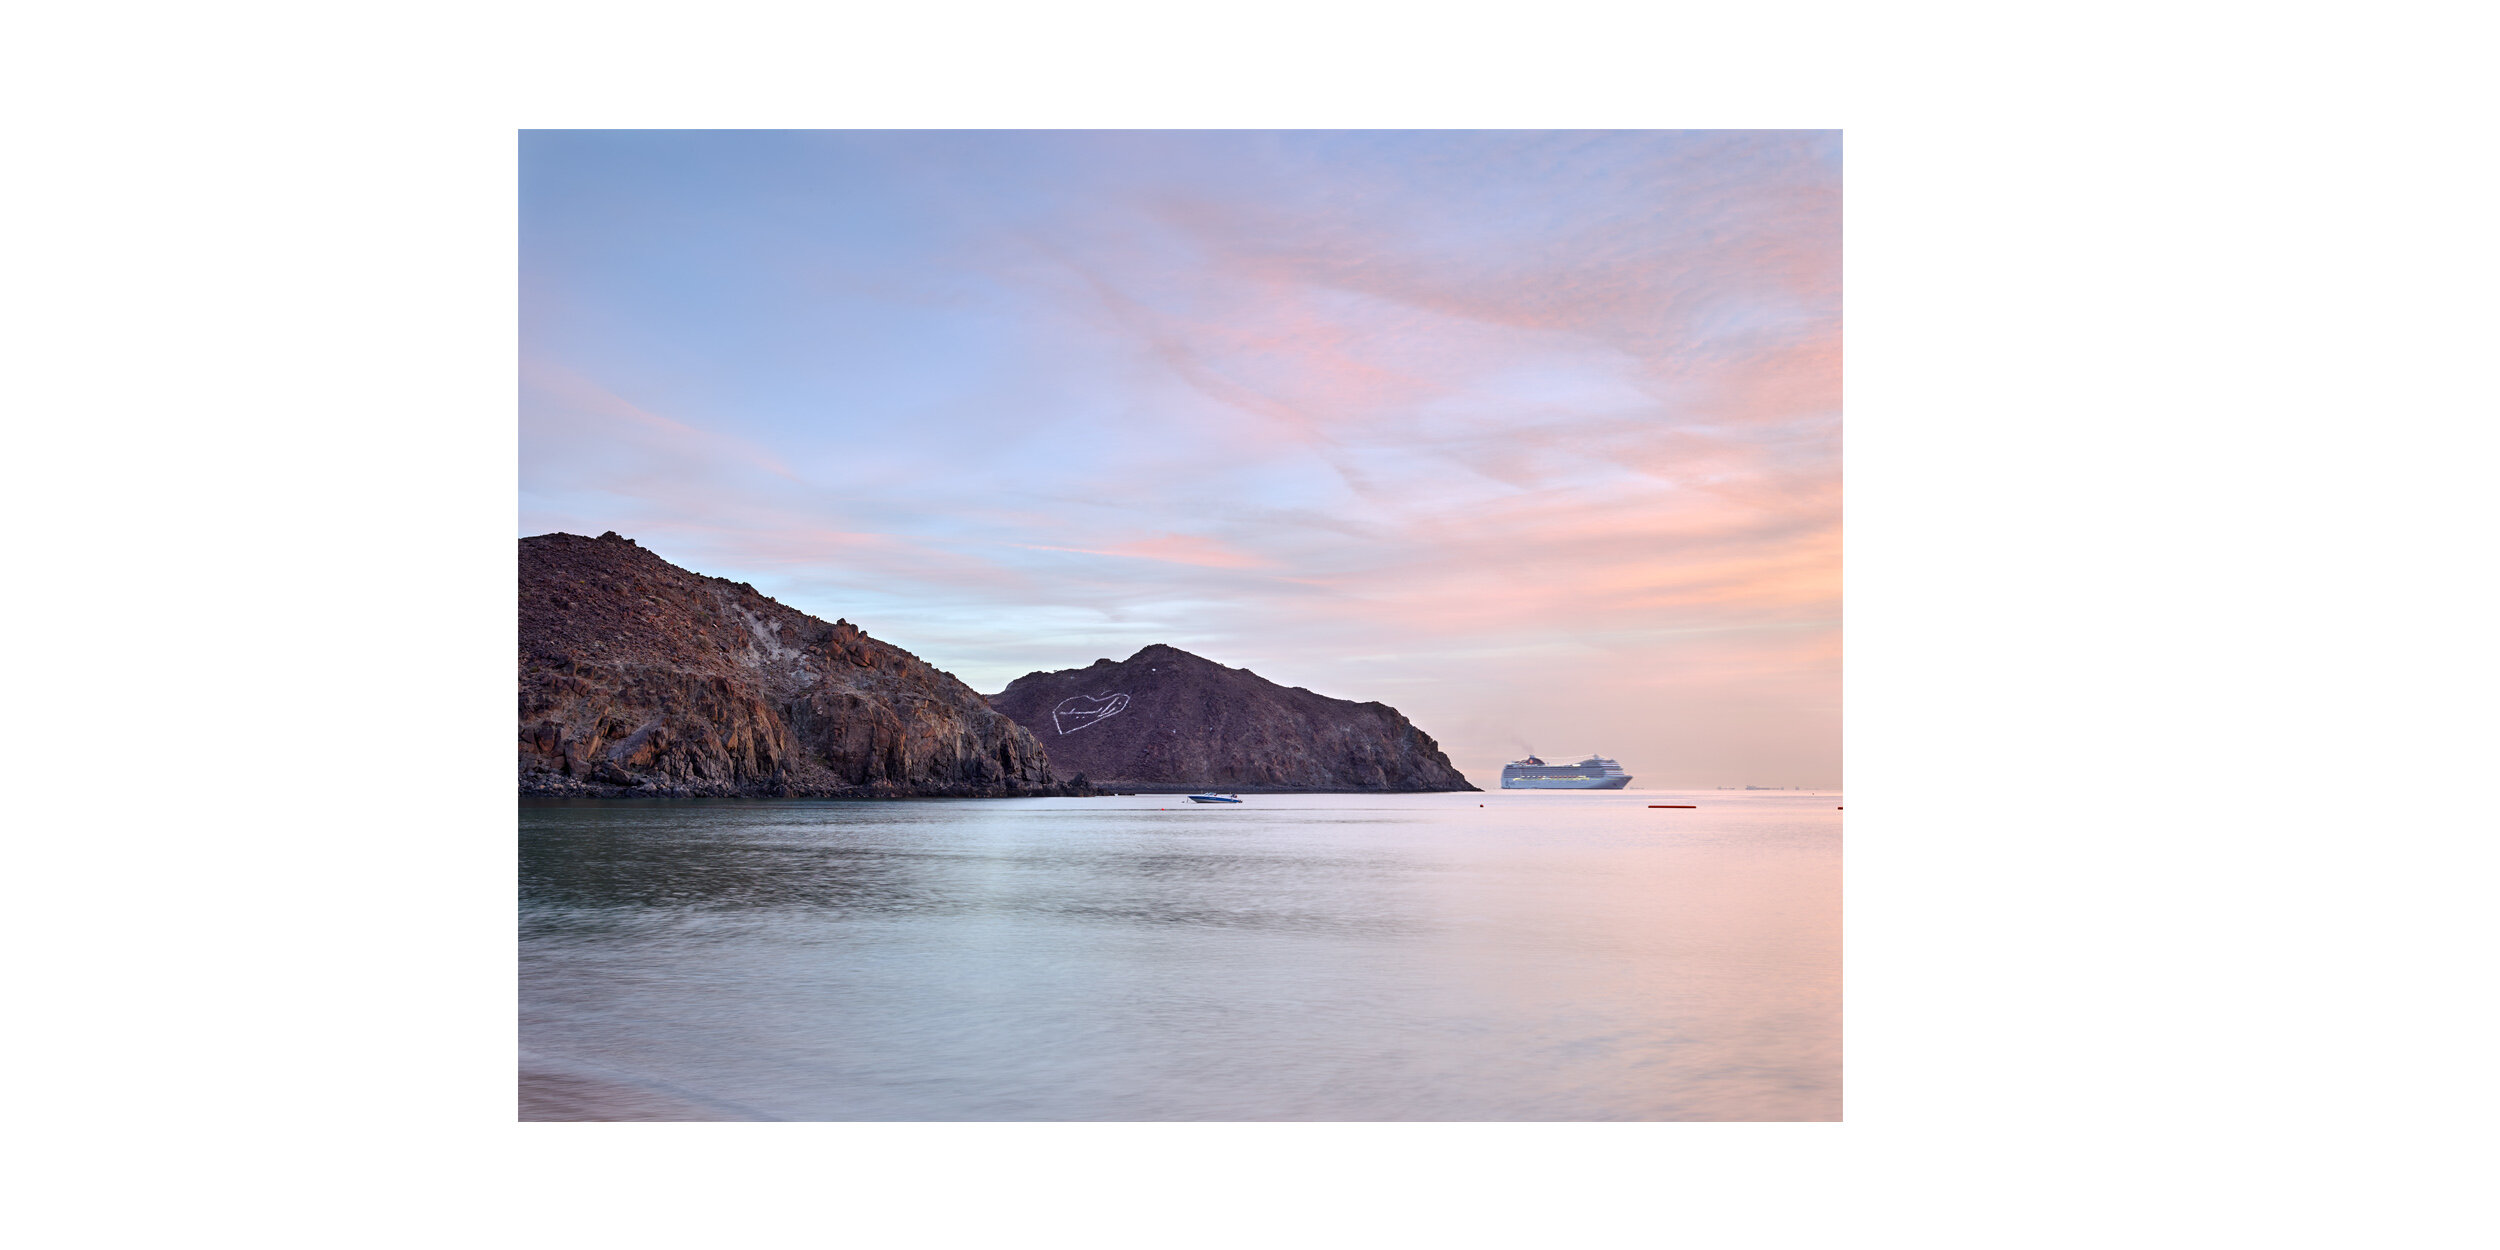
[519,532,1070,797]
[987,645,1477,793]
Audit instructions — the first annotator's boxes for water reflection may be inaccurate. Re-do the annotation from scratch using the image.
[520,792,1841,1120]
[522,800,1423,936]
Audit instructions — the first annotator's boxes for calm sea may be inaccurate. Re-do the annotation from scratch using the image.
[520,790,1840,1121]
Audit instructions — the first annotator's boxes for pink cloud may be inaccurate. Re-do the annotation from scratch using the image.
[1020,532,1276,570]
[524,132,1841,783]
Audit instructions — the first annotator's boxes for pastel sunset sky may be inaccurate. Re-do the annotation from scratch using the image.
[520,131,1840,788]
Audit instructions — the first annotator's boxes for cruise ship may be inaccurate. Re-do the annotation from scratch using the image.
[1500,754,1633,789]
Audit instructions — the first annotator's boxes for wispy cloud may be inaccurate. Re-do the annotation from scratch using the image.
[1020,533,1277,569]
[520,131,1842,785]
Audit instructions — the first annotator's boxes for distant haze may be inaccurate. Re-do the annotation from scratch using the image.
[521,131,1839,788]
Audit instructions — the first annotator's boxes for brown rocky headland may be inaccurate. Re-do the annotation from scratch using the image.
[519,532,1072,798]
[987,645,1477,792]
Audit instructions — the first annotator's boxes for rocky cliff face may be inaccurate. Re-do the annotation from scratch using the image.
[520,532,1067,797]
[987,645,1476,792]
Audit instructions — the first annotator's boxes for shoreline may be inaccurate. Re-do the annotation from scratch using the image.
[520,785,1486,803]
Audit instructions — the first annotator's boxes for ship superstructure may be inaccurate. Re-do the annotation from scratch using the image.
[1499,754,1633,789]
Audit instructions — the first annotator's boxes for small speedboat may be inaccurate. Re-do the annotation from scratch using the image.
[1185,793,1243,804]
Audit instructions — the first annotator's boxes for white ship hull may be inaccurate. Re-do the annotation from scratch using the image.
[1499,754,1633,789]
[1501,774,1632,790]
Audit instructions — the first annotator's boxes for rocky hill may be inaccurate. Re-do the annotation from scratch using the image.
[520,532,1070,797]
[987,645,1476,792]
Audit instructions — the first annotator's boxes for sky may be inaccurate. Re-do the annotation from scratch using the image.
[520,131,1840,788]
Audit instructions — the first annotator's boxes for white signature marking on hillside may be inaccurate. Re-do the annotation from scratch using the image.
[1052,692,1130,734]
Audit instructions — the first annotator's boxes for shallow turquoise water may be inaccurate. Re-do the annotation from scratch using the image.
[520,790,1840,1120]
